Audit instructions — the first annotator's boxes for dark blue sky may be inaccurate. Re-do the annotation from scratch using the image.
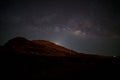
[0,0,120,56]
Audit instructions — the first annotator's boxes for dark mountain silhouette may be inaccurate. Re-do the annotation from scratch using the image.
[3,37,110,58]
[0,37,120,79]
[4,37,78,56]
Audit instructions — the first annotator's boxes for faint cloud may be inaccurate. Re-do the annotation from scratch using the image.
[73,30,86,36]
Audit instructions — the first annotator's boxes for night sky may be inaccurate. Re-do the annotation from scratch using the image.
[0,0,120,56]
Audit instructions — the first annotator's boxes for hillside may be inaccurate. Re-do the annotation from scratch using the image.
[0,37,120,79]
[3,37,78,56]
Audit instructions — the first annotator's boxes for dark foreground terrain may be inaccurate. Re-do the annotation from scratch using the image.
[0,37,120,79]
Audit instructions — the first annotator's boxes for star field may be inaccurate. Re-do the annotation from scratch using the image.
[0,0,120,56]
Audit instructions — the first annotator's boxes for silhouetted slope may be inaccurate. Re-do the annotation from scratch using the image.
[32,40,78,56]
[4,37,78,56]
[4,37,111,58]
[0,37,120,79]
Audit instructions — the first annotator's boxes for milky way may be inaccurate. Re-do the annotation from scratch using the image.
[0,0,120,56]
